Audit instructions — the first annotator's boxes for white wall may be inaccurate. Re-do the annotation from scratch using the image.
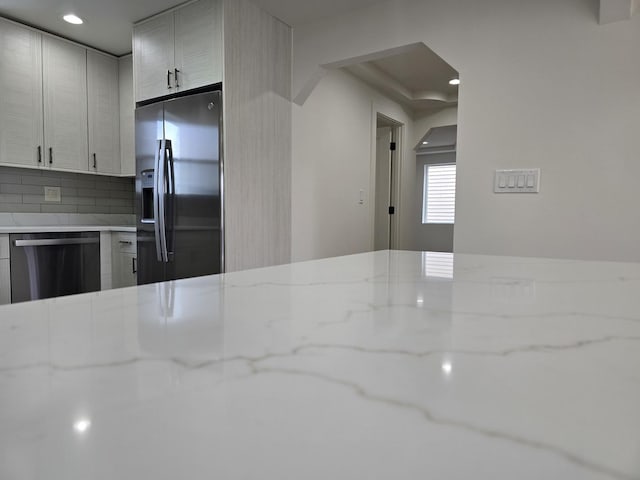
[291,68,413,261]
[292,0,640,262]
[412,107,458,147]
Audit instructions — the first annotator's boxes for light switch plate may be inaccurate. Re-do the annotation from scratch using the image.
[494,169,540,194]
[44,186,61,202]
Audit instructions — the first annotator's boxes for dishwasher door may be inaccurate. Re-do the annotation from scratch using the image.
[10,232,101,303]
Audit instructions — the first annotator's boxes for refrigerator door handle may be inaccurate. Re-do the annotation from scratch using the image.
[157,139,170,263]
[165,139,175,260]
[153,139,166,262]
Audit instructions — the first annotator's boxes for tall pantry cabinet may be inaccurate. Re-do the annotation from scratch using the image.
[133,0,292,272]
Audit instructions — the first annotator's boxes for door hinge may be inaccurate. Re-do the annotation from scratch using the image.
[388,206,395,215]
[390,142,396,151]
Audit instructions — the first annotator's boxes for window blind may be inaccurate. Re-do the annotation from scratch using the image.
[422,164,456,224]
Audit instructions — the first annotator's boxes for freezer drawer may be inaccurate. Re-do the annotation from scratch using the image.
[10,232,101,303]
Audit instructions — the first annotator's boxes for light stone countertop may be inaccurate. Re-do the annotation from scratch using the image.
[1,250,639,480]
[0,225,135,234]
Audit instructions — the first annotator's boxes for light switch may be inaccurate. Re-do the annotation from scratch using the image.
[494,169,540,194]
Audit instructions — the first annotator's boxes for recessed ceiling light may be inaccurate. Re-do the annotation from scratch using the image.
[63,14,84,25]
[73,418,91,433]
[422,141,429,145]
[449,78,460,86]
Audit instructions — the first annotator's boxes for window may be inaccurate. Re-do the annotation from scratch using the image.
[422,164,456,224]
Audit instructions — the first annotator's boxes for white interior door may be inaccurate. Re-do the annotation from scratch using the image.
[374,127,392,250]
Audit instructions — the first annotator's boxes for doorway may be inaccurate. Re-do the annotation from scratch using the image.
[374,113,402,251]
[413,124,457,252]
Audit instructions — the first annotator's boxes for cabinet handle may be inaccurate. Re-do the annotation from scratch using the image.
[93,153,97,169]
[167,70,173,89]
[48,147,53,165]
[132,257,137,274]
[37,146,42,164]
[174,68,180,88]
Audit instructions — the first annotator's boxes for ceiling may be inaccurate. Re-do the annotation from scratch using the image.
[0,0,181,55]
[416,125,457,153]
[0,0,387,56]
[344,44,459,114]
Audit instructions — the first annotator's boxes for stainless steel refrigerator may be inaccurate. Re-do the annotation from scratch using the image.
[135,90,223,285]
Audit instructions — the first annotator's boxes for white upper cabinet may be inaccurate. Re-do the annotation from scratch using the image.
[0,17,125,176]
[119,55,135,176]
[0,18,44,168]
[87,50,120,175]
[174,0,223,92]
[133,12,174,103]
[133,0,222,103]
[43,36,88,172]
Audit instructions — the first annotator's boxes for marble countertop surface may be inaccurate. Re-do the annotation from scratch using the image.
[1,250,639,479]
[0,225,135,234]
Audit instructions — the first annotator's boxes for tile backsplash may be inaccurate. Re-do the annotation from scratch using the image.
[0,166,135,214]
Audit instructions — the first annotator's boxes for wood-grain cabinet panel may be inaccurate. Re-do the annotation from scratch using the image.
[88,51,120,175]
[119,56,135,176]
[174,0,223,92]
[43,36,88,172]
[111,232,137,288]
[134,0,222,103]
[0,234,10,305]
[133,12,175,103]
[0,18,43,168]
[0,17,129,176]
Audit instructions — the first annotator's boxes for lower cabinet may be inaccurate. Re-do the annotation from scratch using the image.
[0,234,10,305]
[111,232,137,288]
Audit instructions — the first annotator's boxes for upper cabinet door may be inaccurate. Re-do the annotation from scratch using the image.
[0,19,44,168]
[88,51,120,175]
[119,56,135,176]
[133,12,175,103]
[43,36,88,172]
[174,0,223,92]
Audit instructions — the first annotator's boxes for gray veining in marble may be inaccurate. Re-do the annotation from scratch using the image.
[1,251,639,479]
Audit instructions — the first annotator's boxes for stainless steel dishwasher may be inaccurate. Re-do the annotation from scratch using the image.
[10,232,101,303]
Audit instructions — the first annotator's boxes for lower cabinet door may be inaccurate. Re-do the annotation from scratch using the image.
[0,258,10,305]
[0,234,10,304]
[118,253,137,288]
[112,233,137,289]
